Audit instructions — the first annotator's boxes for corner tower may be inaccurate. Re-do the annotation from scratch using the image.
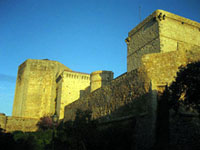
[12,59,71,118]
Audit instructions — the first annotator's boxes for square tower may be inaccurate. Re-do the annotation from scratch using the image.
[12,59,71,118]
[126,9,200,72]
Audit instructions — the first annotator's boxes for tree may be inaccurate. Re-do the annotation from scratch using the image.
[0,128,16,150]
[54,109,97,150]
[168,61,200,113]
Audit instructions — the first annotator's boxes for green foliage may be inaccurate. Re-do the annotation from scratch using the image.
[12,130,53,150]
[0,109,136,150]
[168,61,200,113]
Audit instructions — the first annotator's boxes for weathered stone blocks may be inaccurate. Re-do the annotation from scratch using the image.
[126,9,200,72]
[12,59,71,119]
[56,70,90,119]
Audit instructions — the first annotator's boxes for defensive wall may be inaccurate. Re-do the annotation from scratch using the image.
[72,46,200,122]
[64,68,157,149]
[0,113,38,132]
[141,47,200,90]
[64,47,200,149]
[64,69,151,121]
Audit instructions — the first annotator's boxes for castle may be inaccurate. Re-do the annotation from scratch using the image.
[0,10,200,147]
[12,59,113,119]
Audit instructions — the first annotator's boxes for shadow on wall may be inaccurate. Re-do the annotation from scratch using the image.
[64,68,158,150]
[54,109,137,150]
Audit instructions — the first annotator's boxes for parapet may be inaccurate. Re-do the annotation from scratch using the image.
[90,70,114,92]
[128,9,200,37]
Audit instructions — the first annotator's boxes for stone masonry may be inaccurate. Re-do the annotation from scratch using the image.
[56,70,91,119]
[126,9,200,72]
[12,59,71,119]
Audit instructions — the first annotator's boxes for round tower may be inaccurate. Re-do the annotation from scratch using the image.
[90,70,114,92]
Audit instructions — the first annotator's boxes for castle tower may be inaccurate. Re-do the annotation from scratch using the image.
[56,70,90,119]
[90,71,114,92]
[12,59,71,118]
[126,9,200,72]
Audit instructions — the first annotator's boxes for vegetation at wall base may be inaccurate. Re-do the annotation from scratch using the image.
[0,109,135,150]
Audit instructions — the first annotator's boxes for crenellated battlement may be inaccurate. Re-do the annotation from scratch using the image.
[63,71,90,80]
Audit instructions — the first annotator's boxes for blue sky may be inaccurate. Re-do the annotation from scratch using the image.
[0,0,200,116]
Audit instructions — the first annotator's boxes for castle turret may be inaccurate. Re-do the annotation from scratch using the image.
[90,70,113,92]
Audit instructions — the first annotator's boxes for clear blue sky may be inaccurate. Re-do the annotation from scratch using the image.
[0,0,200,116]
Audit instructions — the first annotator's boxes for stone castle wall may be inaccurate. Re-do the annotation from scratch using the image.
[12,59,71,119]
[0,113,38,132]
[126,11,160,72]
[5,116,38,132]
[141,47,200,90]
[64,46,200,149]
[64,68,157,149]
[64,69,152,122]
[56,71,90,119]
